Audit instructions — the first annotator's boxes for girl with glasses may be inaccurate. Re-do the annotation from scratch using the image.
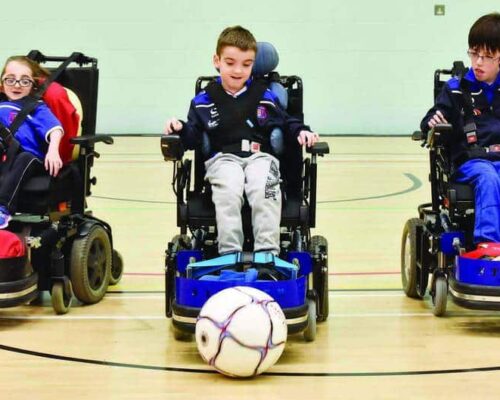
[0,56,64,229]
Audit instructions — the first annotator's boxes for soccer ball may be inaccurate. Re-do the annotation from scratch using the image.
[195,286,287,377]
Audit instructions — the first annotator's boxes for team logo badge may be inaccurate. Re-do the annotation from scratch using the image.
[257,105,268,121]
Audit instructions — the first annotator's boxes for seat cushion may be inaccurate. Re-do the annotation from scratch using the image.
[17,165,79,214]
[186,192,305,227]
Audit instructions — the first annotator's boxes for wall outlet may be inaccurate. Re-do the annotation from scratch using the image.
[434,4,445,16]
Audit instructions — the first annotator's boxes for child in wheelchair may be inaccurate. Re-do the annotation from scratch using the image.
[421,13,500,244]
[0,51,122,314]
[164,25,319,256]
[0,56,64,228]
[402,13,500,316]
[162,26,328,341]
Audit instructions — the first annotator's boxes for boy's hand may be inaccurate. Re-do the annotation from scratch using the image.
[297,130,319,147]
[428,110,448,129]
[164,118,183,134]
[44,150,63,177]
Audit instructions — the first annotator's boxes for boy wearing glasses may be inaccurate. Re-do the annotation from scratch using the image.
[421,12,500,243]
[164,26,318,255]
[0,56,63,228]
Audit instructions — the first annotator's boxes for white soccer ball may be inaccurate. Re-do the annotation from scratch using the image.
[195,286,287,377]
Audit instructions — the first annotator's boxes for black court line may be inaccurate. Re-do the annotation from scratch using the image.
[93,173,421,205]
[1,343,500,377]
[318,173,421,204]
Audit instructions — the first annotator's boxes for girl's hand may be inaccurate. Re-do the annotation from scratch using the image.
[44,150,63,177]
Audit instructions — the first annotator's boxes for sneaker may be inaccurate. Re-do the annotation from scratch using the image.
[0,206,11,229]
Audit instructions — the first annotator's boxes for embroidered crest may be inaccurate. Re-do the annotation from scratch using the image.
[257,105,268,121]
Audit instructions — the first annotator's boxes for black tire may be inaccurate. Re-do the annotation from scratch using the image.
[109,250,124,286]
[401,218,424,298]
[310,235,329,322]
[303,299,317,342]
[70,225,112,304]
[51,281,73,315]
[432,276,448,317]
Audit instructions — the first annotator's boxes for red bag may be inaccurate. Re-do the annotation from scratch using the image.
[0,230,25,258]
[42,82,83,164]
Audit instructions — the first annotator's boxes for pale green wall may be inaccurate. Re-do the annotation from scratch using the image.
[0,0,498,135]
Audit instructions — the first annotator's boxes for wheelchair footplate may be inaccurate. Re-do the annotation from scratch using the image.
[171,251,311,335]
[450,242,500,310]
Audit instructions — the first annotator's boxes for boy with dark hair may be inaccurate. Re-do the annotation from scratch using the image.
[165,25,318,255]
[421,12,500,243]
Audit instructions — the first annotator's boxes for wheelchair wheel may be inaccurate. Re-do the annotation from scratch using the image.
[310,235,329,322]
[51,281,73,315]
[70,224,112,304]
[401,218,424,299]
[109,249,124,286]
[432,276,448,317]
[303,298,317,342]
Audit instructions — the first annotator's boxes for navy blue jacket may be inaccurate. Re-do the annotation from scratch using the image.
[421,68,500,167]
[178,78,310,153]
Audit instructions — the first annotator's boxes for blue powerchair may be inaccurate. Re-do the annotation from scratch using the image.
[161,43,330,341]
[0,51,123,314]
[401,60,500,316]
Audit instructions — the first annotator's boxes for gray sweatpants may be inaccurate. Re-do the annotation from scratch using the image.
[204,152,281,255]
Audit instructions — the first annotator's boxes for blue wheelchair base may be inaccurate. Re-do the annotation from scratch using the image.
[171,250,313,334]
[449,255,500,310]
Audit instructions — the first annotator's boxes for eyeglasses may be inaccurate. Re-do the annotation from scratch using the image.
[2,77,34,87]
[467,50,500,64]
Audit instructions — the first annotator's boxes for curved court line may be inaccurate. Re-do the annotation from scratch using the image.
[92,173,421,205]
[318,173,421,204]
[0,343,499,377]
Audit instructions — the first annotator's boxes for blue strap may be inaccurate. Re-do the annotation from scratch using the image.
[187,251,298,279]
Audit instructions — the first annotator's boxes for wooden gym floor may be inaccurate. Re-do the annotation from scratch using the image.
[2,136,500,399]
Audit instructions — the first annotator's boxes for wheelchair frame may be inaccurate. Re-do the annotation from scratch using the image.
[402,62,500,316]
[0,51,123,314]
[161,73,329,341]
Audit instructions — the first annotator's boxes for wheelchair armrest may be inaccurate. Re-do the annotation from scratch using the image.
[427,123,453,148]
[306,141,330,156]
[70,134,114,146]
[161,134,185,161]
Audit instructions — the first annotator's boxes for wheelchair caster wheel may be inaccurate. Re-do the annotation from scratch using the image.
[432,276,448,317]
[109,250,124,286]
[51,281,73,315]
[303,299,317,342]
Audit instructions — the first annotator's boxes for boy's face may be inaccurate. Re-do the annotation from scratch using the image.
[213,46,255,94]
[469,47,500,84]
[1,61,34,101]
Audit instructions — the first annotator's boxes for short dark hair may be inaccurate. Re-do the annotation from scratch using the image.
[468,12,500,53]
[216,25,257,56]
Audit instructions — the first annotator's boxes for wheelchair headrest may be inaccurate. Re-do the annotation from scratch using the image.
[252,42,279,77]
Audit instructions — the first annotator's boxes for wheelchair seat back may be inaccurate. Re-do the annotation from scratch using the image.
[15,53,99,216]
